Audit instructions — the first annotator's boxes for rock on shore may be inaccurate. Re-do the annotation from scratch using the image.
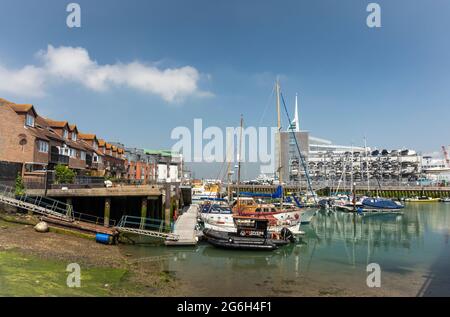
[34,221,49,233]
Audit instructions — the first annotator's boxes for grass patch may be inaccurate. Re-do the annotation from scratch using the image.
[0,250,129,296]
[48,226,95,241]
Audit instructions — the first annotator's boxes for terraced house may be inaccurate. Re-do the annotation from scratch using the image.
[0,97,184,188]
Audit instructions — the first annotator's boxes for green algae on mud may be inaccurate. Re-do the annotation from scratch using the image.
[0,250,130,296]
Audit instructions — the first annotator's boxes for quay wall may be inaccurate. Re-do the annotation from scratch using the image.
[22,184,180,227]
[228,185,450,198]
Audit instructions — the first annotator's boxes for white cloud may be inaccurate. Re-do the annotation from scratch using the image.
[0,45,212,103]
[0,64,46,98]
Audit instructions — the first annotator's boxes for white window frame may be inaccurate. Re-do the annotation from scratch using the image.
[26,114,35,127]
[63,129,69,139]
[60,145,70,156]
[72,132,77,141]
[80,151,86,161]
[37,140,49,153]
[69,148,77,158]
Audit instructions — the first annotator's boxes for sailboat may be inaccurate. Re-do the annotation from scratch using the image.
[202,112,303,236]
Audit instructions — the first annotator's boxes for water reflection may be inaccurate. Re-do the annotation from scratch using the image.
[119,203,450,295]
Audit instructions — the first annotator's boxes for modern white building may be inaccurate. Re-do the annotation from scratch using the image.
[277,95,424,184]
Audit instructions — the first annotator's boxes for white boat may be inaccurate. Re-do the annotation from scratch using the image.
[203,219,304,236]
[199,203,234,228]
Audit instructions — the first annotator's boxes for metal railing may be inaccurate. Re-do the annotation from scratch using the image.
[50,153,69,165]
[1,184,120,227]
[116,215,177,240]
[0,184,73,219]
[117,215,173,232]
[72,210,116,227]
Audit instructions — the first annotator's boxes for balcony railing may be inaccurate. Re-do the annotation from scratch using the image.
[89,162,100,170]
[50,153,69,165]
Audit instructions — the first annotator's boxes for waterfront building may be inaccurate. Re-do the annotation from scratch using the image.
[123,147,156,183]
[144,150,182,183]
[1,97,183,187]
[276,97,423,185]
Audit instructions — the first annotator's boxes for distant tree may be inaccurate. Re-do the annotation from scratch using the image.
[15,173,25,196]
[54,164,76,184]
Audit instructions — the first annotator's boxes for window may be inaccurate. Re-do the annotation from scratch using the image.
[63,129,69,139]
[93,154,102,163]
[60,146,70,156]
[26,114,35,127]
[37,140,49,153]
[72,132,77,141]
[93,141,98,150]
[69,148,77,158]
[80,151,86,161]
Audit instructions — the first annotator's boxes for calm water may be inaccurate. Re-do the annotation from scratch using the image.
[119,203,450,296]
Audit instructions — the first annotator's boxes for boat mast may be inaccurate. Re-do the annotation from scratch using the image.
[351,143,356,211]
[237,115,243,213]
[227,158,232,202]
[365,136,370,193]
[276,80,283,207]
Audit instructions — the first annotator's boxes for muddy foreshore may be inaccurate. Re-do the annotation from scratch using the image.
[0,212,181,296]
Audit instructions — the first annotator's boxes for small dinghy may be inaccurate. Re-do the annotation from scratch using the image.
[203,216,295,251]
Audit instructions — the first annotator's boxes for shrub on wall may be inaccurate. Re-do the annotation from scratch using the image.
[54,164,76,184]
[15,173,25,196]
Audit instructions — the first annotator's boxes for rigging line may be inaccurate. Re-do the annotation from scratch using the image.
[216,135,236,184]
[279,91,317,203]
[209,117,242,198]
[257,83,276,128]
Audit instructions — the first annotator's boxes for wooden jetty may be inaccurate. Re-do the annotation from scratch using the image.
[165,204,199,246]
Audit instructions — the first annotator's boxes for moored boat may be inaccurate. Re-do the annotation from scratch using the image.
[203,217,295,251]
[361,198,404,211]
[405,196,440,203]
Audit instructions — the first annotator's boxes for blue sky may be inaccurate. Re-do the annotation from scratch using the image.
[1,0,450,178]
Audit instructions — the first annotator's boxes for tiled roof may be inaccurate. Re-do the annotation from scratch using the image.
[8,103,34,113]
[0,98,14,105]
[98,139,106,147]
[45,118,69,128]
[105,143,112,149]
[34,116,65,142]
[69,124,78,132]
[77,139,94,152]
[65,139,86,151]
[78,133,96,140]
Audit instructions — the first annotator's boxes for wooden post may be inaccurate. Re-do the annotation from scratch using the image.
[174,185,180,218]
[66,197,73,218]
[165,184,171,229]
[104,197,111,227]
[140,197,147,229]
